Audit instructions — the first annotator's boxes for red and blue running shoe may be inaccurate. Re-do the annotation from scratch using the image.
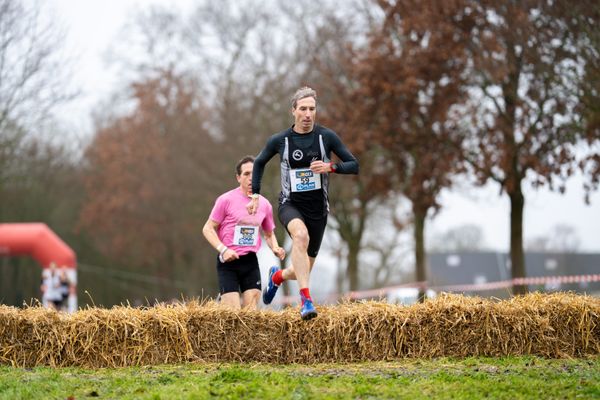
[262,266,280,305]
[300,298,317,320]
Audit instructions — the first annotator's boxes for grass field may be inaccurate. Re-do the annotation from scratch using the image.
[1,356,598,399]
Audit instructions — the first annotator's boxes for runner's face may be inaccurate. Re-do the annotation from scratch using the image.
[237,161,253,195]
[292,97,316,133]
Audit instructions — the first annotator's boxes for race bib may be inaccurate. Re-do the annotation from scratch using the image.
[233,225,258,246]
[290,168,321,192]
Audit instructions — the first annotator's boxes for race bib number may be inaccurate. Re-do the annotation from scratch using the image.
[233,225,258,246]
[290,168,321,192]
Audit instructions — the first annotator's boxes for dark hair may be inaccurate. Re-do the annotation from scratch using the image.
[236,155,255,175]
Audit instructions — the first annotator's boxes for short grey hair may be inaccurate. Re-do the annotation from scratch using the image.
[291,86,317,109]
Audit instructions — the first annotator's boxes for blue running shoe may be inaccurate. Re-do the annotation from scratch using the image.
[300,299,317,320]
[262,266,280,305]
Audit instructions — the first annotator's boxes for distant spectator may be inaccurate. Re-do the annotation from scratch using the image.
[58,266,71,311]
[40,262,63,310]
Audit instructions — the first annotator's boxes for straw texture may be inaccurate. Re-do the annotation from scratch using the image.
[1,292,598,367]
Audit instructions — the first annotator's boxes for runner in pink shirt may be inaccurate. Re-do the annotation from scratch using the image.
[203,156,285,310]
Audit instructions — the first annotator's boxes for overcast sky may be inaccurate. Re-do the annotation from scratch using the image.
[49,0,600,253]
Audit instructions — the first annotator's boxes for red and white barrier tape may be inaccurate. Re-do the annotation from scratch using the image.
[442,274,600,292]
[269,274,600,306]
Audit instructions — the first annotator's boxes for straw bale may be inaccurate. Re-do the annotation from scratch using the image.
[0,293,598,367]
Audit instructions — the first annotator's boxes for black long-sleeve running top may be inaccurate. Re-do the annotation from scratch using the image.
[252,124,359,219]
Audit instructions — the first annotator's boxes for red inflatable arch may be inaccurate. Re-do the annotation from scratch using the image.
[0,223,76,268]
[0,223,77,312]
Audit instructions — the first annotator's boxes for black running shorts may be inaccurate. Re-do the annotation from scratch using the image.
[216,252,262,294]
[278,202,327,258]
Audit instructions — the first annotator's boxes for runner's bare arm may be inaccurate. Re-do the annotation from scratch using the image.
[202,219,239,261]
[264,230,286,260]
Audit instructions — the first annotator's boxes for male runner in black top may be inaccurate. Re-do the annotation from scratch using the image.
[247,86,359,320]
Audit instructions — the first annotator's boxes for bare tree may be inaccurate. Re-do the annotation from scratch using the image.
[429,224,487,252]
[358,198,413,289]
[526,224,581,253]
[0,0,76,203]
[0,0,75,135]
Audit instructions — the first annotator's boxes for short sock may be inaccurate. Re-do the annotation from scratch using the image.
[300,288,312,304]
[272,269,284,286]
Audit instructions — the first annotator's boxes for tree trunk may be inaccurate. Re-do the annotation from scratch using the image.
[413,205,427,302]
[335,247,345,296]
[347,239,360,291]
[332,194,366,296]
[509,183,527,295]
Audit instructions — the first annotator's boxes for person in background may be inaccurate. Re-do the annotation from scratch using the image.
[40,262,64,310]
[248,86,359,320]
[58,266,71,311]
[203,155,286,310]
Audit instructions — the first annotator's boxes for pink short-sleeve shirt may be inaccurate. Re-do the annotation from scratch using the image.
[209,188,276,256]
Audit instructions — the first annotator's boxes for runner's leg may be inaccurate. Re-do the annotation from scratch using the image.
[281,257,316,281]
[220,292,242,309]
[241,289,261,309]
[287,218,311,289]
[238,254,261,309]
[282,215,326,281]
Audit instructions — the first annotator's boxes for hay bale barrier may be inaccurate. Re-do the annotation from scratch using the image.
[0,292,598,368]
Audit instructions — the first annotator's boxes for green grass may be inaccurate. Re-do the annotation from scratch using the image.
[0,357,598,399]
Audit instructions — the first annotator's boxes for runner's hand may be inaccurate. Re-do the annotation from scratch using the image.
[222,248,240,262]
[246,197,259,215]
[272,246,286,260]
[310,160,331,174]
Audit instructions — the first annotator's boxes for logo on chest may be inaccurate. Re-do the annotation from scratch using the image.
[292,149,303,161]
